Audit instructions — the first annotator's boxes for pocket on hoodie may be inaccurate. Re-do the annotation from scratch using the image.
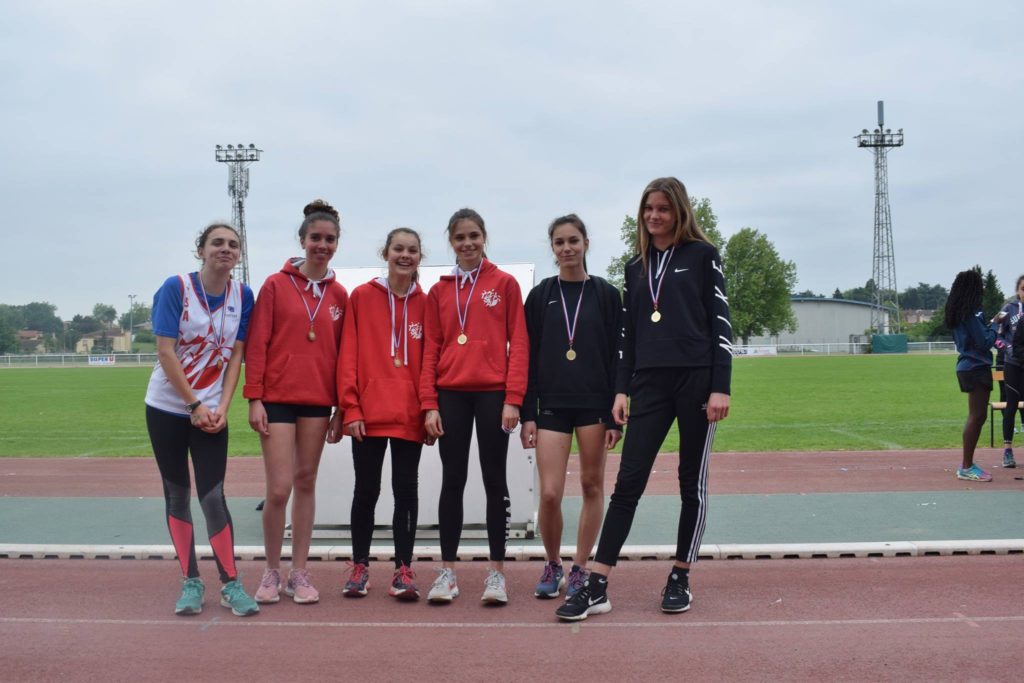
[362,378,419,426]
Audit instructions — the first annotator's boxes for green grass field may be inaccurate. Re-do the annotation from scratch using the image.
[0,354,973,457]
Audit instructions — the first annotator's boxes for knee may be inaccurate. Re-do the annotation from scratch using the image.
[264,486,292,509]
[539,487,562,509]
[292,468,318,495]
[579,475,604,501]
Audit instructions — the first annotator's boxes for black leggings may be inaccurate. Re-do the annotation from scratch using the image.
[350,436,423,567]
[437,389,510,562]
[1002,363,1024,444]
[595,368,715,567]
[146,405,237,583]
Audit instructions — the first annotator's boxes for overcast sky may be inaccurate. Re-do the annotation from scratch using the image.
[2,1,1021,319]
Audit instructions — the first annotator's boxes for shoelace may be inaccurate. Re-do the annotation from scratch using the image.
[396,565,416,585]
[183,580,203,597]
[223,581,246,601]
[485,571,504,589]
[540,564,557,582]
[567,570,587,592]
[260,570,280,588]
[662,581,688,597]
[347,562,368,584]
[291,569,312,588]
[432,568,453,588]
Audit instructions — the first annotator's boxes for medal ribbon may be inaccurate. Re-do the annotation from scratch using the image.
[288,274,327,333]
[196,273,229,368]
[386,279,415,366]
[453,263,481,336]
[557,278,586,351]
[647,245,675,314]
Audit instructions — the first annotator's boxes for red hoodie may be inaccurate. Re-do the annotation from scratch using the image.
[419,259,528,410]
[337,278,426,442]
[243,259,348,406]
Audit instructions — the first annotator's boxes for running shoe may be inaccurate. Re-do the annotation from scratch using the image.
[1003,448,1017,469]
[286,568,320,604]
[555,576,611,622]
[388,564,420,601]
[565,565,588,600]
[482,569,508,604]
[254,568,281,604]
[174,577,204,615]
[343,562,370,598]
[427,568,459,603]
[660,571,692,613]
[220,579,259,617]
[534,561,565,599]
[956,464,993,482]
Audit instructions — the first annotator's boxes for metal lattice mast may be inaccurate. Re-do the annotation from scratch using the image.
[214,144,262,285]
[855,102,903,334]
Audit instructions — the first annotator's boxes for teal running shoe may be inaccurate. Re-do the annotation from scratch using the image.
[956,464,992,482]
[221,579,260,616]
[534,561,565,599]
[175,577,204,615]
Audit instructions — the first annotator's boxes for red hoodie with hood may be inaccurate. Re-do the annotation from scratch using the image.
[337,278,427,442]
[419,259,528,411]
[243,258,348,406]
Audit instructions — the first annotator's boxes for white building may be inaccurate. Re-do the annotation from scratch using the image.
[746,297,887,345]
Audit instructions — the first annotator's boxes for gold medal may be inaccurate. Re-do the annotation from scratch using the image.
[307,327,317,342]
[216,357,224,370]
[566,348,577,361]
[393,357,403,368]
[457,333,468,345]
[651,310,662,323]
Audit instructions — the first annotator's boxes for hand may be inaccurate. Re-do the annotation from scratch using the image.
[248,400,270,436]
[706,392,730,422]
[425,410,444,439]
[993,311,1007,324]
[501,404,520,434]
[326,411,344,443]
[424,434,437,446]
[203,408,227,434]
[520,421,537,450]
[346,419,366,442]
[605,428,622,450]
[189,403,216,431]
[611,393,629,426]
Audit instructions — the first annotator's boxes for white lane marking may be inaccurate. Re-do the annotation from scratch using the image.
[2,616,1022,629]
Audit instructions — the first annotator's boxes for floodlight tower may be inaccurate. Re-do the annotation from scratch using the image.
[855,101,904,334]
[214,143,262,284]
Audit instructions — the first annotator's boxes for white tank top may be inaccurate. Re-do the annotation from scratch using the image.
[145,274,243,415]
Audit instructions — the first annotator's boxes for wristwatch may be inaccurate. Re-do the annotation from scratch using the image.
[185,400,202,413]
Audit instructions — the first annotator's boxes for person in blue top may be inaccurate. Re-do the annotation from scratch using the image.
[994,275,1024,469]
[945,269,997,482]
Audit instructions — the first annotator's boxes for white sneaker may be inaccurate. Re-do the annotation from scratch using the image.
[481,569,508,604]
[427,568,459,603]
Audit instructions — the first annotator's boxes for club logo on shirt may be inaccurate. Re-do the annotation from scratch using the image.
[408,322,423,340]
[329,305,342,321]
[481,290,501,308]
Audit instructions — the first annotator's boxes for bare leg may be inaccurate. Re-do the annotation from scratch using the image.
[573,424,608,568]
[535,429,571,562]
[289,416,329,570]
[963,387,990,470]
[261,423,297,569]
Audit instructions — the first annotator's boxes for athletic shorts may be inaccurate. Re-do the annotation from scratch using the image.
[536,407,610,434]
[956,368,992,393]
[262,402,333,423]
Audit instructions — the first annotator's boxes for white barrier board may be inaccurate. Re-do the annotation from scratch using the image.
[304,262,538,538]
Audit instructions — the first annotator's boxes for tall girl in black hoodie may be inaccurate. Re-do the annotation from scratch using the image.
[557,177,733,621]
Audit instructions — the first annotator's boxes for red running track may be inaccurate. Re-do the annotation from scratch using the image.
[2,449,1021,498]
[1,557,1021,681]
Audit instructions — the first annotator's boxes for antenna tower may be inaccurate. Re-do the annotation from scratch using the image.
[855,101,903,334]
[214,143,262,284]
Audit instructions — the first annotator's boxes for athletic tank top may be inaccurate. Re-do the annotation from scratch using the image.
[145,274,243,415]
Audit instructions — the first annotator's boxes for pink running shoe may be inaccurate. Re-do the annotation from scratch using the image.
[388,564,420,601]
[254,568,281,604]
[286,568,320,604]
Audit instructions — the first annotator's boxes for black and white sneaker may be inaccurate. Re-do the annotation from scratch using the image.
[660,573,692,613]
[555,579,611,622]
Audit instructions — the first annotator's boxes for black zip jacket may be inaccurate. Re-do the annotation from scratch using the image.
[616,240,733,396]
[522,275,622,422]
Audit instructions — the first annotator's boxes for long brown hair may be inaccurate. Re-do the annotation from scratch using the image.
[636,177,710,273]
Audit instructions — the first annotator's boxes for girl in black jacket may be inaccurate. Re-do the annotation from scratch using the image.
[521,215,622,600]
[557,177,733,621]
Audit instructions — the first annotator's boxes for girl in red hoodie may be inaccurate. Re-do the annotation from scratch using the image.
[244,200,348,605]
[336,228,427,601]
[421,208,529,605]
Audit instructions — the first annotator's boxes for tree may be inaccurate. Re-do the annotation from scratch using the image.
[832,288,843,299]
[722,227,798,345]
[0,307,18,354]
[982,270,1004,320]
[900,282,948,310]
[606,196,724,290]
[92,303,117,326]
[21,302,62,334]
[119,302,152,331]
[793,289,823,298]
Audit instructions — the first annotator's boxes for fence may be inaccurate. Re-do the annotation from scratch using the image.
[0,353,158,367]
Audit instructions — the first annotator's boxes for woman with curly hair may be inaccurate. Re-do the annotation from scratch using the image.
[945,269,998,482]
